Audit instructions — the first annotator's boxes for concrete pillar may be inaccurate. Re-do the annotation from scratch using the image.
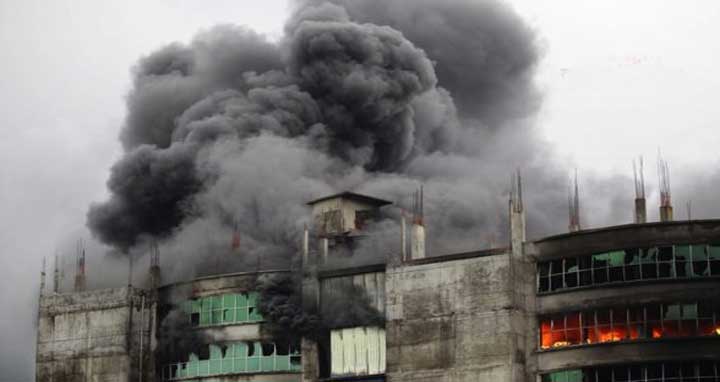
[302,226,309,266]
[410,224,425,260]
[320,238,329,264]
[301,236,320,382]
[634,198,647,223]
[509,171,526,257]
[400,216,407,262]
[510,203,526,257]
[149,266,161,290]
[660,206,673,222]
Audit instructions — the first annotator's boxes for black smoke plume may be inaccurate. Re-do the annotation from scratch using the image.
[156,303,207,368]
[257,273,384,342]
[88,0,631,277]
[257,273,320,341]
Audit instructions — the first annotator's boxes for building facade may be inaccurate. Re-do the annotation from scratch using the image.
[36,192,720,382]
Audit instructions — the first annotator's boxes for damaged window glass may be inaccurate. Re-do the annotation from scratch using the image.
[537,242,720,293]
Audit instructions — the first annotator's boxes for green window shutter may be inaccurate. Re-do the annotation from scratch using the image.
[209,345,222,359]
[223,307,235,323]
[198,360,209,376]
[709,245,720,260]
[682,304,698,319]
[201,297,213,311]
[209,358,222,375]
[675,245,690,258]
[236,306,249,322]
[275,355,291,370]
[247,357,260,372]
[607,251,624,266]
[664,304,681,320]
[567,369,583,382]
[236,293,248,307]
[248,293,263,321]
[200,311,210,326]
[222,294,235,308]
[211,296,222,309]
[211,309,222,325]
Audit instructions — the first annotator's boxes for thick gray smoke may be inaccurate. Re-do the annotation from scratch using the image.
[88,0,630,278]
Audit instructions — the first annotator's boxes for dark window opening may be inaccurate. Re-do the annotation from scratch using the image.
[261,343,275,356]
[197,346,210,360]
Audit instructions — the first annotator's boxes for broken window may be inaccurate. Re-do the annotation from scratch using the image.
[624,248,641,281]
[674,245,691,277]
[184,292,264,327]
[544,361,720,382]
[691,244,709,277]
[162,340,302,381]
[550,259,564,291]
[541,369,583,382]
[564,258,579,288]
[538,262,550,292]
[710,244,720,275]
[537,242,720,293]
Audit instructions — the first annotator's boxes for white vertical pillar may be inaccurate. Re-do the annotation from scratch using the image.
[400,216,407,261]
[410,224,426,260]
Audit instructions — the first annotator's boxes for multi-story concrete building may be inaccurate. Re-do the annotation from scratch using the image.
[36,188,720,382]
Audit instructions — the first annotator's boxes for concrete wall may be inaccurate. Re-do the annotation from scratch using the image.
[36,287,154,382]
[384,252,534,382]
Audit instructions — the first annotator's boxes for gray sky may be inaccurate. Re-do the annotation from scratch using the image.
[1,1,718,380]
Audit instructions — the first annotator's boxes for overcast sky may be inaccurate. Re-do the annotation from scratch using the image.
[1,1,719,380]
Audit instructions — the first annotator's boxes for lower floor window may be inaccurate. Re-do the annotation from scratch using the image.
[542,361,720,382]
[330,326,386,377]
[162,341,300,381]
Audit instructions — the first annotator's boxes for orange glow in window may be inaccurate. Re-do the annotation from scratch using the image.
[598,329,624,342]
[652,328,662,338]
[540,321,552,349]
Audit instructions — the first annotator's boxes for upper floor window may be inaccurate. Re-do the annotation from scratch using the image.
[184,292,263,327]
[538,244,720,293]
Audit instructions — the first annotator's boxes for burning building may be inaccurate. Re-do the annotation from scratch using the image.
[35,181,720,382]
[32,0,720,381]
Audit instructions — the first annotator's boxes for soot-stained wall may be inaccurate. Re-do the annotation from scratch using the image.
[36,287,155,382]
[383,251,534,382]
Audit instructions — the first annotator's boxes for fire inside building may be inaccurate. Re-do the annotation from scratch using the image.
[36,173,720,382]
